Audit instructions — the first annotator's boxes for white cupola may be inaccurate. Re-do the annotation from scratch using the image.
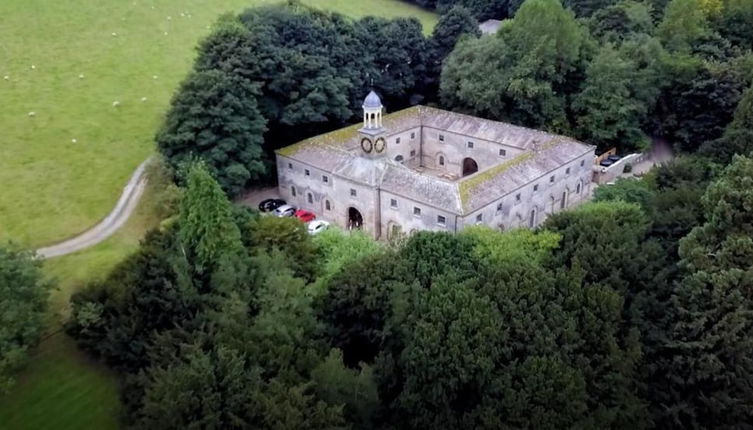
[362,90,383,130]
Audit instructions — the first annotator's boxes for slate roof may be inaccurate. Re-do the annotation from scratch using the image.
[276,106,594,215]
[363,90,383,108]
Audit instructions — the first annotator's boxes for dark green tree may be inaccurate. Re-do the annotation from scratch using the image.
[0,247,51,394]
[426,6,481,97]
[157,70,267,197]
[700,84,753,163]
[587,0,655,43]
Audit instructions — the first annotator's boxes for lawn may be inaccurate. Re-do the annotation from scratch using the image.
[0,0,437,249]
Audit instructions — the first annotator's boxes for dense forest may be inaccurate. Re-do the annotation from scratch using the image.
[3,0,752,428]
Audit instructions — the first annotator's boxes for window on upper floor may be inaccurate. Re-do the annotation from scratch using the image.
[467,141,474,149]
[395,155,404,163]
[550,175,555,183]
[390,198,398,209]
[307,193,313,204]
[516,193,521,202]
[499,148,506,156]
[411,132,416,139]
[413,207,421,216]
[497,203,503,212]
[410,150,416,157]
[350,188,357,197]
[322,175,329,183]
[476,213,483,222]
[580,159,585,167]
[288,163,293,169]
[396,137,401,144]
[437,215,446,226]
[291,186,296,197]
[305,169,310,176]
[533,184,539,192]
[566,167,571,175]
[439,134,445,142]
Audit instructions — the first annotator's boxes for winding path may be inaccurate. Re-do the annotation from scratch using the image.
[36,159,151,259]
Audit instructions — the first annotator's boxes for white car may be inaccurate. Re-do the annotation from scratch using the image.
[307,220,330,235]
[274,204,296,217]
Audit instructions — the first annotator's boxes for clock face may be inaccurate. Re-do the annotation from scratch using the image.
[374,137,386,153]
[361,137,373,153]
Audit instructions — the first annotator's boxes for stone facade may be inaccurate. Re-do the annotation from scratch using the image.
[276,92,595,239]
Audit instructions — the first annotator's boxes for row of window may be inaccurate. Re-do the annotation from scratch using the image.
[394,131,417,145]
[291,186,333,210]
[287,162,331,183]
[389,198,448,226]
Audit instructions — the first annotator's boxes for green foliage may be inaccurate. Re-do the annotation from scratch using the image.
[700,84,753,162]
[661,156,753,428]
[587,0,655,43]
[310,228,381,286]
[593,177,655,210]
[461,225,561,264]
[563,0,620,17]
[441,0,588,130]
[426,6,481,95]
[658,0,711,52]
[179,162,244,273]
[247,216,320,281]
[0,247,51,394]
[157,69,267,197]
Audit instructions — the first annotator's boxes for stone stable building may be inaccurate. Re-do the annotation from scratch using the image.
[275,92,595,240]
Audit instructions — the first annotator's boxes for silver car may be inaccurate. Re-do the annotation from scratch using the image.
[273,204,296,217]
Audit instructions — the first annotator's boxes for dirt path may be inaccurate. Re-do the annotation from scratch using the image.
[36,159,150,259]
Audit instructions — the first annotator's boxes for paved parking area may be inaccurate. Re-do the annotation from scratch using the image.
[236,186,280,210]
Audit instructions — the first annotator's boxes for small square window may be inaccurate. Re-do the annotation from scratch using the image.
[437,215,446,226]
[410,150,416,157]
[411,132,416,139]
[322,175,329,183]
[550,175,555,183]
[288,163,293,169]
[476,213,483,222]
[580,160,585,167]
[350,189,357,197]
[499,149,506,156]
[390,198,398,208]
[467,141,474,149]
[439,134,445,142]
[291,187,296,197]
[566,167,571,175]
[497,203,503,212]
[516,193,521,202]
[396,137,401,144]
[413,207,421,216]
[533,184,539,192]
[305,169,310,176]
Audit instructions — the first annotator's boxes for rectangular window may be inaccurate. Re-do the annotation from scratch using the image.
[350,189,357,197]
[288,163,293,169]
[499,149,506,156]
[497,203,503,212]
[413,207,421,216]
[437,215,446,226]
[396,137,401,144]
[410,150,416,157]
[516,193,521,202]
[322,175,329,183]
[411,132,416,139]
[291,187,296,197]
[533,184,539,192]
[550,175,555,183]
[476,213,483,222]
[307,193,313,204]
[390,198,398,208]
[566,167,571,175]
[439,134,445,142]
[580,160,585,167]
[305,169,310,176]
[325,200,331,210]
[467,141,474,149]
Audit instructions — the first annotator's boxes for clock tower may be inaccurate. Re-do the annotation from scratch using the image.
[359,91,387,157]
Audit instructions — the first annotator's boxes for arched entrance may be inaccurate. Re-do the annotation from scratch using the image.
[462,157,478,177]
[347,207,363,230]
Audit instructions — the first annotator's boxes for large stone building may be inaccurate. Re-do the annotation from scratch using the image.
[276,92,595,239]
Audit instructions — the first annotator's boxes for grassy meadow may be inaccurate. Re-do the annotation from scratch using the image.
[0,1,436,428]
[0,0,436,249]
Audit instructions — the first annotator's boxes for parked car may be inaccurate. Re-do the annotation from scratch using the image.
[600,159,615,167]
[274,204,297,217]
[258,198,286,212]
[295,209,316,223]
[607,154,622,162]
[307,220,330,235]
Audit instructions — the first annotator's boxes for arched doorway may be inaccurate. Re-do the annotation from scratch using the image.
[347,207,363,230]
[462,157,478,177]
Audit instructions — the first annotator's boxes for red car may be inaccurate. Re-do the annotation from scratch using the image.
[294,209,316,223]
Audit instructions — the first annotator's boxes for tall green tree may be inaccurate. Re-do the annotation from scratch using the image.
[660,156,753,428]
[700,84,753,162]
[441,0,588,130]
[426,6,481,97]
[658,0,711,52]
[157,70,267,197]
[0,247,51,394]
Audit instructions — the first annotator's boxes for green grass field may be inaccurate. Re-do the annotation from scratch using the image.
[0,0,436,249]
[0,1,436,428]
